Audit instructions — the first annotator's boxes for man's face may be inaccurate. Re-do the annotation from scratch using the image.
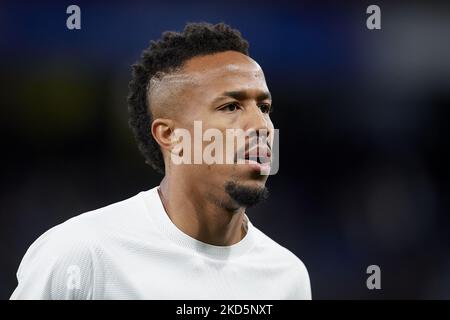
[157,51,274,209]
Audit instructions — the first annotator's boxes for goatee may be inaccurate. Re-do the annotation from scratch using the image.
[224,181,269,208]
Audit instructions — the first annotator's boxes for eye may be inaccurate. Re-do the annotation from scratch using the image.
[258,104,272,113]
[220,103,240,112]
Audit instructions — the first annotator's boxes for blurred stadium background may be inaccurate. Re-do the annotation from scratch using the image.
[0,0,449,299]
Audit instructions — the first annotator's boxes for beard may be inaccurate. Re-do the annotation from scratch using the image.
[224,180,269,209]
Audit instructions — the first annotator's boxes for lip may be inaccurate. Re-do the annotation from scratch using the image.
[243,145,272,162]
[236,144,272,174]
[245,159,271,174]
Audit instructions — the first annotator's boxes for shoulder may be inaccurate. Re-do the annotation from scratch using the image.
[252,226,308,269]
[11,190,148,299]
[251,225,312,299]
[20,189,148,264]
[11,220,100,299]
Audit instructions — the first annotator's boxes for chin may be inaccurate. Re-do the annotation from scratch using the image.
[224,179,269,209]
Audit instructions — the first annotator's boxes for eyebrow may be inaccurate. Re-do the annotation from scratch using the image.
[212,90,272,104]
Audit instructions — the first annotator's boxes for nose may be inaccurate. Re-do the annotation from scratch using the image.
[245,103,273,138]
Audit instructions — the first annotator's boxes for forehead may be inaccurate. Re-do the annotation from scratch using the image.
[181,51,267,90]
[183,50,261,74]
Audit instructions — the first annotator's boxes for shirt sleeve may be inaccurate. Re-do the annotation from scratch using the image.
[10,225,98,300]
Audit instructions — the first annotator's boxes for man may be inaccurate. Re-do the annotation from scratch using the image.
[11,22,311,299]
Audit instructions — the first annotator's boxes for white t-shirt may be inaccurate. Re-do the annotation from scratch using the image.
[10,187,311,300]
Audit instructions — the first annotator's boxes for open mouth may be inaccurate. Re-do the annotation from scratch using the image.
[240,145,272,165]
[245,154,270,165]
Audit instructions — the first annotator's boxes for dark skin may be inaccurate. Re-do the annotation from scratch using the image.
[150,51,274,246]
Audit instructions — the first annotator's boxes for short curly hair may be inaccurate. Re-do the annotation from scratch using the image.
[127,22,250,174]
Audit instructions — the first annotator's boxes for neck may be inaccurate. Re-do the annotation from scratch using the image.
[158,175,246,246]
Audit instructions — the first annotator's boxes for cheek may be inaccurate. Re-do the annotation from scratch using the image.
[203,115,241,134]
[203,164,236,180]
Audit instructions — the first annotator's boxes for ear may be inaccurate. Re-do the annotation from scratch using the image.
[151,118,176,152]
